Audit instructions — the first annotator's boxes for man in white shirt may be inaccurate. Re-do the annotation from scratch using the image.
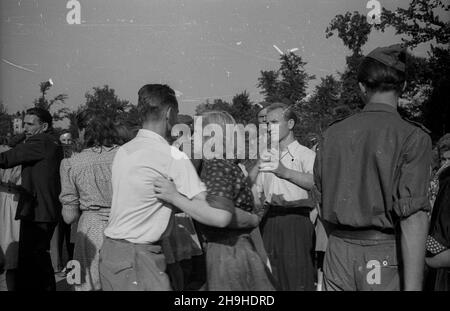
[255,102,316,291]
[100,84,230,291]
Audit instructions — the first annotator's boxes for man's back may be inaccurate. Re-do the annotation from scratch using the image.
[104,129,206,244]
[317,103,431,229]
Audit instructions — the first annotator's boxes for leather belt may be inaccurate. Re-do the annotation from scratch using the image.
[266,205,311,217]
[331,225,396,241]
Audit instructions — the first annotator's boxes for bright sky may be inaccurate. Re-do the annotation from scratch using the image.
[0,0,435,117]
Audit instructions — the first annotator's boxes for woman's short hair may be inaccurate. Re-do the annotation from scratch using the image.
[201,110,237,159]
[357,57,406,93]
[77,109,124,148]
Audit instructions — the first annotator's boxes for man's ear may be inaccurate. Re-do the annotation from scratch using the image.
[166,107,171,121]
[358,82,366,94]
[42,122,49,132]
[288,119,295,130]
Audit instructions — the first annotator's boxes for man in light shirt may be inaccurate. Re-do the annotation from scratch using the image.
[255,102,316,291]
[100,84,230,291]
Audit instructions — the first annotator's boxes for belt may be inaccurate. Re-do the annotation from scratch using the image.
[330,225,396,241]
[266,205,311,217]
[105,236,162,246]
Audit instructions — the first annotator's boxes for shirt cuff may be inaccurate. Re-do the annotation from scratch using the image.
[393,196,430,218]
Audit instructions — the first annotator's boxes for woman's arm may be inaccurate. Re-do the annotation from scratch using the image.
[154,177,232,228]
[59,159,81,224]
[425,249,450,269]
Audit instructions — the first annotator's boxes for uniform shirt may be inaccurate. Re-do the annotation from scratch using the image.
[104,129,206,244]
[314,102,432,229]
[256,140,316,207]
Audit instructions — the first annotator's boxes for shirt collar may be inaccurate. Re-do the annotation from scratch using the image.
[136,129,169,145]
[282,140,300,157]
[362,102,399,114]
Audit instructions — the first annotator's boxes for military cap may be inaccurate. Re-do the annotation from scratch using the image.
[366,44,406,72]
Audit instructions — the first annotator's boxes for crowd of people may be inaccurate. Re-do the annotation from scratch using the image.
[0,43,449,291]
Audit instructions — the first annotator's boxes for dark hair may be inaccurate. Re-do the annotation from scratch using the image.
[0,136,8,145]
[266,102,298,126]
[437,133,450,158]
[75,108,123,148]
[26,107,53,130]
[357,57,406,93]
[83,116,124,148]
[137,84,178,123]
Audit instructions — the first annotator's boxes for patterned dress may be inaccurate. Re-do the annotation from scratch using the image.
[198,159,274,291]
[59,146,118,291]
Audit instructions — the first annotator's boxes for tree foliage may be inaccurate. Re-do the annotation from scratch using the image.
[257,53,315,105]
[33,81,69,122]
[0,101,13,137]
[326,11,372,55]
[374,0,450,140]
[325,11,372,113]
[375,0,450,48]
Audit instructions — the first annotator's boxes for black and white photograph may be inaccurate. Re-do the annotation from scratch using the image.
[0,0,449,299]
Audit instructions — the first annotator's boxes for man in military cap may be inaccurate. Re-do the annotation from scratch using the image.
[314,44,432,291]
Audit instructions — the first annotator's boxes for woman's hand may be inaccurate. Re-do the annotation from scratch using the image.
[153,176,179,205]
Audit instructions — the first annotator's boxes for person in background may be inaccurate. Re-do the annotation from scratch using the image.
[255,102,316,291]
[50,132,76,277]
[315,44,431,291]
[100,84,231,291]
[425,133,450,291]
[59,111,124,291]
[59,132,73,145]
[0,108,63,291]
[156,110,275,290]
[0,137,21,291]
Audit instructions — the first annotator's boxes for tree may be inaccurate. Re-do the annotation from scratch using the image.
[33,81,69,121]
[83,85,133,123]
[375,0,450,48]
[229,91,259,124]
[326,11,372,56]
[257,52,315,105]
[326,11,373,112]
[194,98,232,116]
[294,75,342,144]
[0,101,13,137]
[375,0,450,140]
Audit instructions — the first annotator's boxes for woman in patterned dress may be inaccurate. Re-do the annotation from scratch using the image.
[59,112,127,291]
[155,111,275,291]
[425,134,450,291]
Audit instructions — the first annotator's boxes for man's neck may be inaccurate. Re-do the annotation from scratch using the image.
[279,131,295,151]
[367,92,399,108]
[141,122,168,141]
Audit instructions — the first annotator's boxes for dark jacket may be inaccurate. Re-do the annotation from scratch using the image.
[0,132,63,222]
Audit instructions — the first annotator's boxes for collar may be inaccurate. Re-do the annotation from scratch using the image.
[362,102,399,114]
[281,140,300,157]
[136,129,169,145]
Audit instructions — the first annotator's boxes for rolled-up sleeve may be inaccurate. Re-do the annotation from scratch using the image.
[59,159,80,221]
[393,130,432,218]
